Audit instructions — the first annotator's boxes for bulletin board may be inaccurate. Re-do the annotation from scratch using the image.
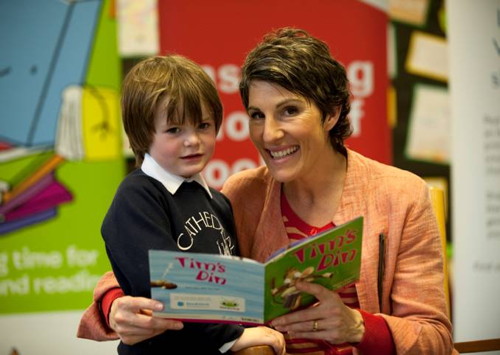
[388,0,451,240]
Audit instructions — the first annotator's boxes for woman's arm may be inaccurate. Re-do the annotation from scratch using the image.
[77,271,184,343]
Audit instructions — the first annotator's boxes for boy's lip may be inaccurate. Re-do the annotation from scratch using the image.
[181,153,203,159]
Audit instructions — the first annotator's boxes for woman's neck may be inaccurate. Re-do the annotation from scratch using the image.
[282,150,347,226]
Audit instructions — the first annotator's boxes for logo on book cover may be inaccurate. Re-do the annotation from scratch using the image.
[221,298,240,309]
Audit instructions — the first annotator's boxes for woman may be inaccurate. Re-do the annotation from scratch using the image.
[78,28,455,354]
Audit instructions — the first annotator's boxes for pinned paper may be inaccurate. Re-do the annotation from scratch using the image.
[389,0,430,26]
[406,31,448,82]
[118,0,159,57]
[405,84,450,163]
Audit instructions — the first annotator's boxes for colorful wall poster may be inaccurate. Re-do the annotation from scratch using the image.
[0,0,124,353]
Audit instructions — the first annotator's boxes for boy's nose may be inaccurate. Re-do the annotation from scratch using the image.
[184,132,200,146]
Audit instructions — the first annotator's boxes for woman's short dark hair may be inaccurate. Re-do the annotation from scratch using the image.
[239,27,352,156]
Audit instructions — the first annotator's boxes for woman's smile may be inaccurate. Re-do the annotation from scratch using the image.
[267,146,300,160]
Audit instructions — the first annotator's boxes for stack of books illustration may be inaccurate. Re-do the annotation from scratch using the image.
[0,151,73,235]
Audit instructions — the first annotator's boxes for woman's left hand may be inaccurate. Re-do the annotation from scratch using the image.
[269,280,365,344]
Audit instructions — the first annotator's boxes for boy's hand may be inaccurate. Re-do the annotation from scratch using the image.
[231,326,286,355]
[110,296,184,345]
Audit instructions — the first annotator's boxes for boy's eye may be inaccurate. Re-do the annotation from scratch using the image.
[199,121,211,130]
[166,127,181,134]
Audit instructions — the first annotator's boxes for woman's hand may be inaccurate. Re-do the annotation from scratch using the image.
[270,281,365,344]
[109,296,184,345]
[231,326,286,355]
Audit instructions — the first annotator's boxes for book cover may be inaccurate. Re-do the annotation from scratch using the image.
[2,179,73,223]
[0,208,57,235]
[0,173,54,217]
[149,216,363,325]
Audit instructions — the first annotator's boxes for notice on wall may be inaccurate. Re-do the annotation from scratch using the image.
[484,115,500,241]
[405,84,450,163]
[447,0,500,342]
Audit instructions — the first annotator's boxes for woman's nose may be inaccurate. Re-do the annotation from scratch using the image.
[262,117,284,142]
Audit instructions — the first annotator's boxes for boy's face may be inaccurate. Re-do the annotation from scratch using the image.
[149,98,217,178]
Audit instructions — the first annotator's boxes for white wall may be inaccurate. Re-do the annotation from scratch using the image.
[447,0,500,349]
[0,312,119,355]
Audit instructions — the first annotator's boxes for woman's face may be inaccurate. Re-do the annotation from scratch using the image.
[246,80,337,183]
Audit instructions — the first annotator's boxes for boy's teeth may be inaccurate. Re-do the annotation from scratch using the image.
[270,147,298,158]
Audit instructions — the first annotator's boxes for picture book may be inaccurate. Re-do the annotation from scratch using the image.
[149,216,363,325]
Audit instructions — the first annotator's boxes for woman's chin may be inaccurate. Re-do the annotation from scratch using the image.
[267,166,296,183]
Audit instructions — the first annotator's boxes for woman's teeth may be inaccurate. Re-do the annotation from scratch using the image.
[269,147,298,159]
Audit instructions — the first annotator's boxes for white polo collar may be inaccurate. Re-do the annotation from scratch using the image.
[141,153,212,198]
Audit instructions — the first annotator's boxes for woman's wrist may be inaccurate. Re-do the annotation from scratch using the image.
[346,309,365,343]
[101,287,125,327]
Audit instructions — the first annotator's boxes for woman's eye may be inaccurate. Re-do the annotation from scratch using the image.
[283,106,299,116]
[248,111,264,120]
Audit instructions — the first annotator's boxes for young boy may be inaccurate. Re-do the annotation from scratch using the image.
[102,55,284,355]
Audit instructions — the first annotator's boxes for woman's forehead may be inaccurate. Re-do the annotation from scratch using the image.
[248,81,307,105]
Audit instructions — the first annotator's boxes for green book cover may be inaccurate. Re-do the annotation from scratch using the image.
[150,216,363,325]
[263,216,363,321]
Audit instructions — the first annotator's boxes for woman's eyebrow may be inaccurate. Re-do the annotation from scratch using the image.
[248,98,303,111]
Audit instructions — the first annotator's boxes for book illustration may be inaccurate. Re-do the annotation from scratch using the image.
[0,172,54,217]
[0,0,120,236]
[149,216,363,325]
[270,265,333,311]
[0,208,57,235]
[2,154,64,204]
[150,280,178,289]
[56,85,121,161]
[0,153,74,235]
[0,0,101,148]
[2,179,73,224]
[150,257,178,289]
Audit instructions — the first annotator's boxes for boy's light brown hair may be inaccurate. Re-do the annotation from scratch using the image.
[121,55,223,166]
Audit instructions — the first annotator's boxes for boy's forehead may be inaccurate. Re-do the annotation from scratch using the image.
[157,98,212,123]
